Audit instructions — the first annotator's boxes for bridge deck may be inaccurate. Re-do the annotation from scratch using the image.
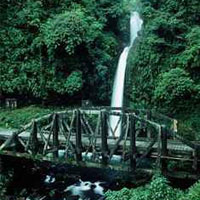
[0,129,194,157]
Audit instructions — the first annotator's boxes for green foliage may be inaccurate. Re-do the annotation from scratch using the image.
[53,71,83,95]
[0,174,7,198]
[0,59,42,96]
[147,175,182,200]
[186,181,200,200]
[127,0,200,138]
[176,108,200,140]
[0,105,61,129]
[14,0,44,27]
[106,187,149,200]
[127,0,200,105]
[0,172,12,200]
[154,68,195,109]
[105,175,183,200]
[42,6,103,55]
[0,0,129,104]
[180,27,200,70]
[179,181,200,200]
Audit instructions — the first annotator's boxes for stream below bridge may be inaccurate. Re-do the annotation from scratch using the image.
[0,155,151,200]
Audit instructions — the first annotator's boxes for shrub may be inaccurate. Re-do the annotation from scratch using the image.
[154,68,195,111]
[105,175,183,200]
[148,175,182,200]
[184,181,200,200]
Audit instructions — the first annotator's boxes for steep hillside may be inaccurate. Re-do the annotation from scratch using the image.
[127,0,200,138]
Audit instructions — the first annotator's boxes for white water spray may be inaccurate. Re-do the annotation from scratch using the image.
[110,12,143,137]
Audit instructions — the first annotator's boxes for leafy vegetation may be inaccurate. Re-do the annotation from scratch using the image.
[154,68,195,110]
[127,0,200,138]
[0,0,133,104]
[184,180,200,200]
[0,174,7,199]
[0,105,61,129]
[105,174,200,200]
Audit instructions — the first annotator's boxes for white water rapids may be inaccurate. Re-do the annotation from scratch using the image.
[110,12,143,137]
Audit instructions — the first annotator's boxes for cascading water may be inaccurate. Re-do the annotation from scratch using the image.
[110,12,143,137]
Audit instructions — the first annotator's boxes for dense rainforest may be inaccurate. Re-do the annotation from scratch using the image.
[126,0,200,138]
[0,0,133,105]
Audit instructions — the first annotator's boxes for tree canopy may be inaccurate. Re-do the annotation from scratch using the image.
[0,0,130,104]
[127,0,200,114]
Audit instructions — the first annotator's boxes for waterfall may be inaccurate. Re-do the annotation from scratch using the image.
[110,12,143,137]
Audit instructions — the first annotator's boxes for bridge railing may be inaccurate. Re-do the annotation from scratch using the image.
[0,107,199,173]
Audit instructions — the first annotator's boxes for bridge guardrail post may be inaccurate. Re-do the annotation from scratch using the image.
[130,115,136,171]
[101,110,108,165]
[147,110,152,138]
[75,109,82,162]
[26,120,39,155]
[52,113,59,159]
[193,145,200,172]
[161,125,168,172]
[157,125,162,169]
